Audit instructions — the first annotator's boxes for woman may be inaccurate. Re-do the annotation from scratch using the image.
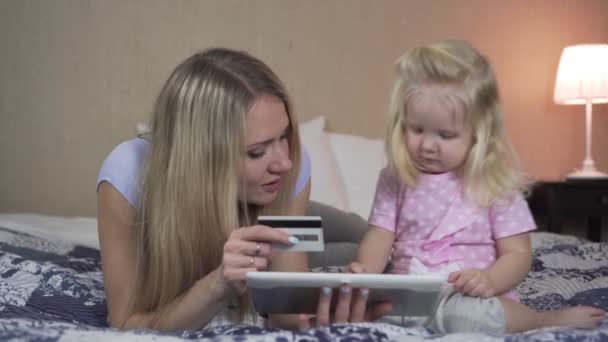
[97,48,391,331]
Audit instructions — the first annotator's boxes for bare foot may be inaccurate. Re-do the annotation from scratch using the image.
[544,306,606,329]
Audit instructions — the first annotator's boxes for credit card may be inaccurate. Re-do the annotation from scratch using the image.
[257,216,324,252]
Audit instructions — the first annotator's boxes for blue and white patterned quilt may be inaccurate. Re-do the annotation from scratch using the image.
[0,226,607,341]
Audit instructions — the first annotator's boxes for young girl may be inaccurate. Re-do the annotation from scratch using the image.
[349,40,605,334]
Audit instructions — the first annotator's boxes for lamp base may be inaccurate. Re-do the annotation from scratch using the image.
[566,169,608,180]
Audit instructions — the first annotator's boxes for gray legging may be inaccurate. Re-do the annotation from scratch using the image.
[305,201,367,269]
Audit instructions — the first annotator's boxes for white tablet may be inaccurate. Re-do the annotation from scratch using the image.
[246,272,445,316]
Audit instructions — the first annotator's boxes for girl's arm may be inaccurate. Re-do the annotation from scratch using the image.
[485,232,532,295]
[449,232,532,297]
[98,182,230,331]
[354,226,395,274]
[269,181,394,328]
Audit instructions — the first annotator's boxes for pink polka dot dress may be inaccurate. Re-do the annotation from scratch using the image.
[369,167,536,298]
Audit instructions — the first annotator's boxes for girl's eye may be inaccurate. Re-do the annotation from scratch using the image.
[280,132,289,140]
[440,132,458,139]
[409,126,423,134]
[247,149,265,159]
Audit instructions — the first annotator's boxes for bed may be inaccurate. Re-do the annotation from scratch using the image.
[1,117,607,341]
[0,217,607,341]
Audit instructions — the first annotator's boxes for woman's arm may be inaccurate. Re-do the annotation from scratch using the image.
[99,182,296,330]
[98,182,230,331]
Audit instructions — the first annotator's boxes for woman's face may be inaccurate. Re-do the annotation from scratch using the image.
[241,94,292,205]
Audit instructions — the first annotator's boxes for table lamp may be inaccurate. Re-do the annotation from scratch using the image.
[553,44,608,179]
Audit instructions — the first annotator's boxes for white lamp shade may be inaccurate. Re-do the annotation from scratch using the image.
[553,44,608,105]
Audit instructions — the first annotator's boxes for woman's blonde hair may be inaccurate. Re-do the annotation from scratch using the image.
[386,40,529,207]
[135,48,301,323]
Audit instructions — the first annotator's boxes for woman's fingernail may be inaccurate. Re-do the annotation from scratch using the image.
[360,288,369,297]
[341,286,351,295]
[322,287,331,296]
[288,236,299,244]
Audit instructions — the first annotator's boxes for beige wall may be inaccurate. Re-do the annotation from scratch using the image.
[1,0,607,216]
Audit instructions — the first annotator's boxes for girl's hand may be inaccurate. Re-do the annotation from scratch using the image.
[448,268,495,298]
[296,285,393,330]
[347,262,369,274]
[219,225,297,298]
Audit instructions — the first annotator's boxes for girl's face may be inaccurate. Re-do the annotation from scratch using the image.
[404,86,474,174]
[241,94,292,205]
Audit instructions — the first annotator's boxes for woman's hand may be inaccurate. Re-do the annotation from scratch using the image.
[296,285,393,329]
[219,225,297,298]
[295,261,392,329]
[448,268,495,298]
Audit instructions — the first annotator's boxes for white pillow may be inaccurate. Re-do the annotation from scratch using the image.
[327,132,386,219]
[299,117,349,211]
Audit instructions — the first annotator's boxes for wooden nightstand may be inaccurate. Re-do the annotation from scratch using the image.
[527,180,608,242]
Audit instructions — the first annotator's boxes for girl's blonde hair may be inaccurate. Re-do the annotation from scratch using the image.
[386,40,528,207]
[135,48,301,323]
